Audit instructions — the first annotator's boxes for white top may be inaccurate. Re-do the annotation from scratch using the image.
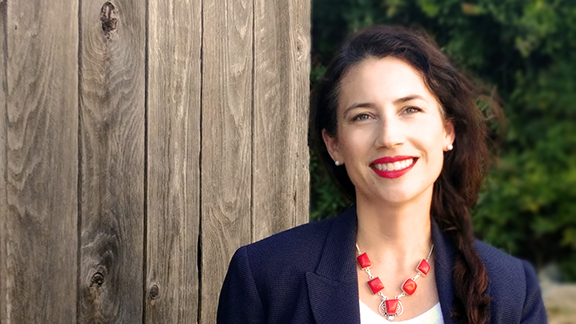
[359,300,444,324]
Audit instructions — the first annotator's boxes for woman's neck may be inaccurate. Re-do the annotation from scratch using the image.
[355,196,433,268]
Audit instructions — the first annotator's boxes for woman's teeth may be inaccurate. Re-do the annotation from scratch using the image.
[373,158,414,171]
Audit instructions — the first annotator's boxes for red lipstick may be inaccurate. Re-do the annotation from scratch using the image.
[370,156,417,179]
[372,156,414,164]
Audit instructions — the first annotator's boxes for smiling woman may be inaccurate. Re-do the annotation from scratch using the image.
[217,25,547,324]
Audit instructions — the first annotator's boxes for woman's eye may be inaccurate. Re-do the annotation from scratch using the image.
[404,106,422,114]
[352,113,371,121]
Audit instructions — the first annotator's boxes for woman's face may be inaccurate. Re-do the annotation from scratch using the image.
[323,56,455,206]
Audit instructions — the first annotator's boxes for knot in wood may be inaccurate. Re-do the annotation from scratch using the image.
[91,272,105,287]
[149,284,160,300]
[100,2,117,37]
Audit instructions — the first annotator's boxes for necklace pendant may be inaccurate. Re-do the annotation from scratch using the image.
[379,298,403,321]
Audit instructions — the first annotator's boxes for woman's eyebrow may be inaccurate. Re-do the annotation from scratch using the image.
[342,102,378,116]
[393,94,426,104]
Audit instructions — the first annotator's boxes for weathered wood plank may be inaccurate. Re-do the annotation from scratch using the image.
[78,0,145,322]
[0,0,8,320]
[145,0,202,322]
[200,0,254,322]
[0,0,79,322]
[253,0,310,241]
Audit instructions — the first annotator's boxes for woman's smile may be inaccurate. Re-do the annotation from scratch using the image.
[370,156,418,179]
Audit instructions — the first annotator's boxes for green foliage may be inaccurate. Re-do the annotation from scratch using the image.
[310,0,576,281]
[309,149,352,220]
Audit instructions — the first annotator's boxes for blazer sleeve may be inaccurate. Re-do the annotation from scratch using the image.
[520,260,548,323]
[217,246,266,324]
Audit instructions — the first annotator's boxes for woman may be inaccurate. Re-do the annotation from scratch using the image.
[217,25,547,324]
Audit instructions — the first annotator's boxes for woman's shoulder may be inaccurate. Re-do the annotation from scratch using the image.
[474,239,537,282]
[246,205,355,251]
[474,240,546,322]
[232,207,355,273]
[244,215,336,255]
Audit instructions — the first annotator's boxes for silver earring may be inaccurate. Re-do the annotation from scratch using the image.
[447,144,453,151]
[335,161,340,166]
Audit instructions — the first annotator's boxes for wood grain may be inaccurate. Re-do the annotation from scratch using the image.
[0,0,312,322]
[200,0,254,322]
[0,0,79,322]
[78,0,145,322]
[145,0,202,322]
[252,0,310,241]
[0,0,7,320]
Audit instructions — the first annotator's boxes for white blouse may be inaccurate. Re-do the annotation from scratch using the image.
[359,300,444,324]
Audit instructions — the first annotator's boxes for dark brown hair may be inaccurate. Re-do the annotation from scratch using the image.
[310,25,495,324]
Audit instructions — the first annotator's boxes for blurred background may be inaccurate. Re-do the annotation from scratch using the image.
[308,0,576,320]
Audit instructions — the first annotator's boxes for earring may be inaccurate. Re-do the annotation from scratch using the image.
[335,161,340,166]
[446,144,453,151]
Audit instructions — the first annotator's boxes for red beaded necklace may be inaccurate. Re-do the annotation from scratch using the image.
[356,243,434,321]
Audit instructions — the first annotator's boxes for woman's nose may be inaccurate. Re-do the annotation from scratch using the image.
[375,117,405,149]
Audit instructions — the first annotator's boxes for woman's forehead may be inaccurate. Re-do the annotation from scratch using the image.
[337,57,437,108]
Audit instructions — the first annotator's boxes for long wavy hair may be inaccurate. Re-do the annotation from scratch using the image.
[310,25,497,324]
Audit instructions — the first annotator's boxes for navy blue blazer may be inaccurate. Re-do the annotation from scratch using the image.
[217,206,547,323]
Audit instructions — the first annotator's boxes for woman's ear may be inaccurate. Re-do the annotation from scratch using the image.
[322,129,343,164]
[443,119,456,150]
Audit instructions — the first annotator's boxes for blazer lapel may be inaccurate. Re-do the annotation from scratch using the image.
[432,221,457,324]
[306,206,361,324]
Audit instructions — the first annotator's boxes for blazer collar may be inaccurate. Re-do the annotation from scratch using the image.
[306,206,458,324]
[306,206,360,324]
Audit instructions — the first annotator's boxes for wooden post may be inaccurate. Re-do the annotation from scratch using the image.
[0,0,79,322]
[78,0,146,322]
[0,3,7,319]
[253,0,310,242]
[145,0,202,322]
[200,0,255,322]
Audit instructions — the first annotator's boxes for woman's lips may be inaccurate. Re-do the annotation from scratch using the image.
[370,156,417,179]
